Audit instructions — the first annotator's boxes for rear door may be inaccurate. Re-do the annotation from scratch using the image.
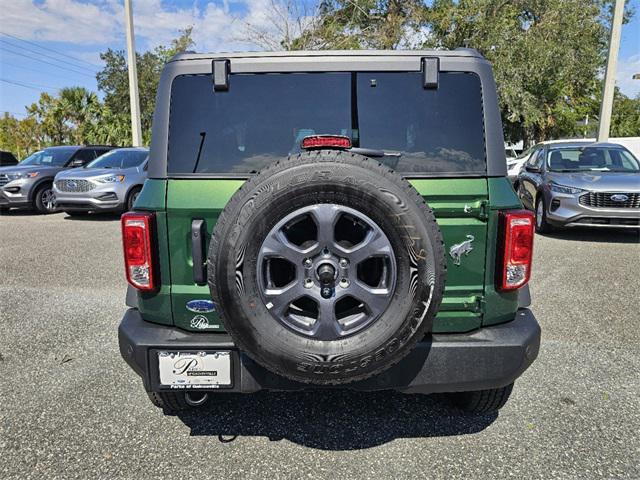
[164,69,489,333]
[354,72,488,332]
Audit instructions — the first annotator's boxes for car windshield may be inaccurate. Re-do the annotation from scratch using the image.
[86,150,148,169]
[167,71,487,175]
[547,146,640,172]
[19,148,77,167]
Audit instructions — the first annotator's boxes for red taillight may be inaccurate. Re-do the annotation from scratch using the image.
[121,212,156,291]
[497,210,535,292]
[301,135,352,150]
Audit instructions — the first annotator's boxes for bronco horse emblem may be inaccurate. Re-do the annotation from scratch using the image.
[449,235,475,266]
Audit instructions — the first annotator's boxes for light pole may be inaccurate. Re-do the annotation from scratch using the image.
[597,0,625,142]
[124,0,142,147]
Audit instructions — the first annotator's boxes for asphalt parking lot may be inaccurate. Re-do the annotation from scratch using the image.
[1,211,639,479]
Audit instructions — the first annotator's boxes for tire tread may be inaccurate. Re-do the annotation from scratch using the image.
[447,383,514,414]
[147,392,190,413]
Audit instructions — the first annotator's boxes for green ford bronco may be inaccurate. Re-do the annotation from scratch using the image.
[118,50,540,415]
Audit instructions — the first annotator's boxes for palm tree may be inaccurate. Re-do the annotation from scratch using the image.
[59,87,100,144]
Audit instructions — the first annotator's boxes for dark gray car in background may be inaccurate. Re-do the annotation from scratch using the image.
[0,145,116,214]
[54,147,149,215]
[517,141,640,232]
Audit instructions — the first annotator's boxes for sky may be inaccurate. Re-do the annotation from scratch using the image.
[0,0,639,120]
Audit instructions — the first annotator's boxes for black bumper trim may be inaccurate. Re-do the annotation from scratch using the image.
[57,202,121,212]
[118,308,540,394]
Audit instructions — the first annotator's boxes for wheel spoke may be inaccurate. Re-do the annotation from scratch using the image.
[347,280,393,318]
[42,189,56,210]
[264,281,303,316]
[261,231,310,264]
[337,229,392,265]
[311,300,340,340]
[308,204,340,247]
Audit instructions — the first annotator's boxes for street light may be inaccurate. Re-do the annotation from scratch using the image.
[597,0,625,142]
[124,0,142,147]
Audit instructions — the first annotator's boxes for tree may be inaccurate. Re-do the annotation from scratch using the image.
[0,113,21,156]
[58,87,101,144]
[242,0,322,50]
[290,0,425,50]
[423,0,616,146]
[96,27,195,144]
[278,0,633,146]
[25,92,69,145]
[611,93,640,137]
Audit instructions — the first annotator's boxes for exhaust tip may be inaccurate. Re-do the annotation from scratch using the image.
[185,391,209,407]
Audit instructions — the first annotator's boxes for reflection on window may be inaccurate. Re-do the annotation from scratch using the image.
[168,72,486,175]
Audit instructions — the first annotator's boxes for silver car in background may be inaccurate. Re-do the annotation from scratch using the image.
[54,147,149,215]
[517,142,640,232]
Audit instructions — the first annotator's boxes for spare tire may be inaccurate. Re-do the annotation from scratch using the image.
[208,151,446,385]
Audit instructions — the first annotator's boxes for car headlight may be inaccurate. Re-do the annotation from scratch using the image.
[549,182,584,195]
[8,172,39,180]
[95,175,125,183]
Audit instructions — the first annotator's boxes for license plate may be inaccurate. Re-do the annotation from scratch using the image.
[158,351,232,388]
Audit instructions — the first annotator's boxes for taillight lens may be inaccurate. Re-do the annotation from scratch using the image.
[121,212,156,291]
[497,210,535,292]
[301,135,352,150]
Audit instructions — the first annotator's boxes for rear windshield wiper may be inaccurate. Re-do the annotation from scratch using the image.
[350,147,402,158]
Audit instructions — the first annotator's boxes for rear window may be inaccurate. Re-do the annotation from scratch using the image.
[167,72,486,176]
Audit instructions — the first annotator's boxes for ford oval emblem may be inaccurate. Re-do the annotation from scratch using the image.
[186,299,216,313]
[68,181,77,189]
[610,194,629,202]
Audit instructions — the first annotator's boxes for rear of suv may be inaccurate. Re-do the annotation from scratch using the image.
[0,145,116,213]
[118,50,540,415]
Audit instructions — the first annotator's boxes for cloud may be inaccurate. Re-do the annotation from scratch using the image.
[2,0,122,44]
[616,54,640,98]
[1,0,278,52]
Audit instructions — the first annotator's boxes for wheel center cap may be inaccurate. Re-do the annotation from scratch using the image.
[317,263,336,285]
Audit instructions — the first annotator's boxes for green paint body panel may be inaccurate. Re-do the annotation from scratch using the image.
[410,179,488,332]
[135,176,522,334]
[165,180,243,331]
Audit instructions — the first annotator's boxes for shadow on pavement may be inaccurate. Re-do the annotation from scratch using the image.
[62,212,121,221]
[538,227,639,244]
[0,208,57,216]
[176,390,497,450]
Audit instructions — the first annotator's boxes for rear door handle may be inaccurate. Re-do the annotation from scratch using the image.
[191,219,207,285]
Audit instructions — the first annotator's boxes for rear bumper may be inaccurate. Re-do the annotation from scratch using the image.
[119,308,541,394]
